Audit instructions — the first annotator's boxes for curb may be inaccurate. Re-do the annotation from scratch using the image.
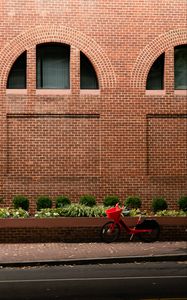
[0,254,187,268]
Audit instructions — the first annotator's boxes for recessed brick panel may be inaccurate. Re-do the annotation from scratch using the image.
[7,114,100,177]
[147,115,187,176]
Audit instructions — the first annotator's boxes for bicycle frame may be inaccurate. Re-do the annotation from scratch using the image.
[108,209,153,240]
[119,217,152,235]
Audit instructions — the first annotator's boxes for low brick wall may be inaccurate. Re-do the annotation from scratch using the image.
[0,217,186,243]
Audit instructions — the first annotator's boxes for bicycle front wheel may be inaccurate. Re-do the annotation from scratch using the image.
[100,221,120,243]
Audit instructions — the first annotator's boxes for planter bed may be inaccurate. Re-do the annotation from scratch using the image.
[0,217,186,243]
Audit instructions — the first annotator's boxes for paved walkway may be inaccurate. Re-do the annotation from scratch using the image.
[0,241,186,267]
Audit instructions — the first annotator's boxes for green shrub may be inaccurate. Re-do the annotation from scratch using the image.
[36,196,52,211]
[124,196,142,209]
[178,196,187,211]
[151,197,168,213]
[55,195,71,208]
[103,195,120,207]
[79,195,96,207]
[12,195,29,211]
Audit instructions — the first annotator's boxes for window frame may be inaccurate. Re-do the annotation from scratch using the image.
[36,43,70,90]
[146,53,165,91]
[174,44,187,90]
[80,52,99,90]
[7,51,27,90]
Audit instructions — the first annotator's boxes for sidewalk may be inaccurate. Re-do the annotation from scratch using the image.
[0,241,186,267]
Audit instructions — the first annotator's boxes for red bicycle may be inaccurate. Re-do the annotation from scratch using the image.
[100,204,160,243]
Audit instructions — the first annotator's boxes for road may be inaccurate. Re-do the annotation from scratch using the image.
[0,261,186,299]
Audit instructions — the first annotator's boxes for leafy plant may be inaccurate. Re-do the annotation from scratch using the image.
[55,195,71,208]
[35,208,60,218]
[79,195,96,207]
[128,208,148,217]
[124,196,142,209]
[0,208,29,218]
[36,196,52,211]
[155,209,187,217]
[0,208,10,218]
[65,204,90,217]
[12,195,29,211]
[151,197,168,213]
[178,196,187,212]
[34,204,106,218]
[103,195,120,207]
[89,205,107,217]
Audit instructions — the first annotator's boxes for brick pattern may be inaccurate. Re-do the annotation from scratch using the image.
[0,223,186,243]
[147,115,187,176]
[0,0,187,210]
[7,114,100,177]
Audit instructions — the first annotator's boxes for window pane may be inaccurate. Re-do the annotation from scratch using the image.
[7,52,26,89]
[80,52,99,89]
[146,53,165,90]
[174,45,187,90]
[36,43,70,89]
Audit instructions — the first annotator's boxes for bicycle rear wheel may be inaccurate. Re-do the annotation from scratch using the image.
[100,221,121,243]
[138,221,160,242]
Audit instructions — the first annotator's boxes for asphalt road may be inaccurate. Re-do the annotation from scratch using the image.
[0,261,186,300]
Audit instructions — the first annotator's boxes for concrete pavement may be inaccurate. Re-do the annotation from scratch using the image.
[0,241,186,267]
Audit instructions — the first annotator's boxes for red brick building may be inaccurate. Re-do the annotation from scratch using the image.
[0,0,186,210]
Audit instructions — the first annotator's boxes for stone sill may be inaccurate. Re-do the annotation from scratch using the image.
[145,90,166,96]
[36,89,71,96]
[174,90,187,96]
[80,89,100,96]
[6,89,101,96]
[0,216,186,228]
[6,89,27,95]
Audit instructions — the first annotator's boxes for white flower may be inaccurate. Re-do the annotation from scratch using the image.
[54,213,59,216]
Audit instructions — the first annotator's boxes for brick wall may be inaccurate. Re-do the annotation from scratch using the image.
[0,0,186,211]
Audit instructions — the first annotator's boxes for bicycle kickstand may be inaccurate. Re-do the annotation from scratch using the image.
[129,233,134,241]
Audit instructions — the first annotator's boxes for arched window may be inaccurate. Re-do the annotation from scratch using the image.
[80,52,99,89]
[146,53,165,90]
[174,45,187,90]
[36,43,70,89]
[7,51,26,89]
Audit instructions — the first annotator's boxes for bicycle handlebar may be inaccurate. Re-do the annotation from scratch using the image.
[114,203,131,216]
[114,203,144,217]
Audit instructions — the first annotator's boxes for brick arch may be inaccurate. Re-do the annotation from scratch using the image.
[131,29,187,89]
[0,25,116,89]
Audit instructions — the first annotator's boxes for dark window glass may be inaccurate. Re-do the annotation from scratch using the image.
[7,52,26,89]
[80,52,99,89]
[174,45,187,90]
[36,43,70,89]
[146,53,165,90]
